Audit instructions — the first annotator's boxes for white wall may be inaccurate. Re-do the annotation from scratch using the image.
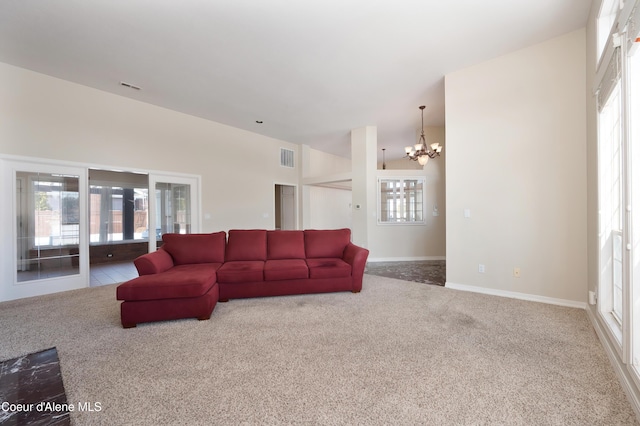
[0,62,300,232]
[300,146,352,230]
[445,29,587,303]
[304,147,351,177]
[308,186,352,229]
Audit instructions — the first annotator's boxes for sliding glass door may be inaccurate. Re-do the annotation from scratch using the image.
[0,159,200,301]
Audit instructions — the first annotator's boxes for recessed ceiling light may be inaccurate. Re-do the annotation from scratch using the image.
[255,120,263,124]
[120,81,141,90]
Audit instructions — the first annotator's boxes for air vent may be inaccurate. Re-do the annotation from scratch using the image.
[280,148,295,168]
[120,81,141,90]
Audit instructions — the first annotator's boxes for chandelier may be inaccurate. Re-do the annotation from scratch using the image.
[404,105,442,166]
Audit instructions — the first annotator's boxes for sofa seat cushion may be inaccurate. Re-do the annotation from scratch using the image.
[217,261,265,283]
[264,259,309,281]
[116,263,220,301]
[306,258,351,279]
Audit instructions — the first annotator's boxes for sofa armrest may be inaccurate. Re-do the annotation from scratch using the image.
[133,248,174,276]
[342,242,370,292]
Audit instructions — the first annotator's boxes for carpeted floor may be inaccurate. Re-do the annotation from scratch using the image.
[0,275,637,425]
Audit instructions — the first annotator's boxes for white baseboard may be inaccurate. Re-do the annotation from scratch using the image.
[445,281,587,309]
[586,307,640,421]
[367,256,445,262]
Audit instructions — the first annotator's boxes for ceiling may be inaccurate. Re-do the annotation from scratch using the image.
[0,0,591,161]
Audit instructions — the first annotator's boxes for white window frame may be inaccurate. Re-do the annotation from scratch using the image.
[594,0,640,385]
[597,0,622,64]
[377,177,426,225]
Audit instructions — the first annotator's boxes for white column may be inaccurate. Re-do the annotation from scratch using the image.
[299,144,311,230]
[350,126,377,248]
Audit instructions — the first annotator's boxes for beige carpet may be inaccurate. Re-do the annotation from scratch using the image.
[0,275,638,425]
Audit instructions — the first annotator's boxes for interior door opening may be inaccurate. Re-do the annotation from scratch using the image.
[275,184,296,230]
[88,169,150,279]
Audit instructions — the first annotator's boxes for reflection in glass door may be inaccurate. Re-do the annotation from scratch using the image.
[148,174,199,252]
[156,182,191,238]
[16,172,81,281]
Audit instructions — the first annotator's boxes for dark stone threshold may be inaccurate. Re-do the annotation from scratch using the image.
[0,348,70,426]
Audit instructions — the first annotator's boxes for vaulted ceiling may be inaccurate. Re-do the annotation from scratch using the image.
[0,0,591,160]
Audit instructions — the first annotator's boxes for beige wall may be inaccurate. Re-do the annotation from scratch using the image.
[586,1,600,313]
[445,29,587,303]
[372,126,446,259]
[300,146,352,230]
[304,146,351,177]
[0,62,300,232]
[308,186,352,229]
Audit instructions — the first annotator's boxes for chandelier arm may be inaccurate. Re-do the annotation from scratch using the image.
[405,105,442,164]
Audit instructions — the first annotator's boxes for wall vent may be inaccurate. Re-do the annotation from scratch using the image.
[280,148,295,168]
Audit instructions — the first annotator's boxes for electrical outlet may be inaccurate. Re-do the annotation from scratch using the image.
[513,267,521,278]
[478,264,485,273]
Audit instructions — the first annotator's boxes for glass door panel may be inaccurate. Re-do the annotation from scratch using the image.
[147,173,199,252]
[1,159,88,302]
[16,171,80,282]
[156,182,191,238]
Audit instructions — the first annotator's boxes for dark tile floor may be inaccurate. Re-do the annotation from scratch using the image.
[0,347,70,426]
[365,260,446,286]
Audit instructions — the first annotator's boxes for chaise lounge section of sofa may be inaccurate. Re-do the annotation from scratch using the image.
[115,228,369,328]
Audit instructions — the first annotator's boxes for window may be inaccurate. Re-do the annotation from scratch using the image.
[89,186,149,243]
[378,178,425,224]
[598,74,624,338]
[597,0,620,62]
[629,24,640,377]
[88,169,149,244]
[595,0,640,385]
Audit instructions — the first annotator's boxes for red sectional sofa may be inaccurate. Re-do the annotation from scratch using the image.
[116,228,369,328]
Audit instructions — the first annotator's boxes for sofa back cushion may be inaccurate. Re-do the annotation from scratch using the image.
[161,232,226,265]
[304,228,351,259]
[226,229,267,261]
[267,230,305,260]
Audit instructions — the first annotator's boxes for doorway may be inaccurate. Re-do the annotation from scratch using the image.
[275,184,296,230]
